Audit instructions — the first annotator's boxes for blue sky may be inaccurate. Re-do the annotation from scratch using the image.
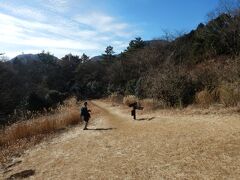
[0,0,219,58]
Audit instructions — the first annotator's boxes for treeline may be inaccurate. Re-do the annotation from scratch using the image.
[1,10,240,123]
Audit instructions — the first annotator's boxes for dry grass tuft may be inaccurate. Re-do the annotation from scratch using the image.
[218,84,240,107]
[0,135,44,164]
[195,90,214,108]
[195,84,240,108]
[139,98,157,111]
[123,95,138,106]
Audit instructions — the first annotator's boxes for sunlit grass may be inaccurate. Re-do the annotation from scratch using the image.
[0,98,81,163]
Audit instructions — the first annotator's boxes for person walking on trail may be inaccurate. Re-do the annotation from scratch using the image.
[129,102,143,120]
[81,102,91,130]
[130,102,138,120]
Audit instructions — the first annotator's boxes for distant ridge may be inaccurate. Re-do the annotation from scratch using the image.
[11,54,59,63]
[90,55,103,61]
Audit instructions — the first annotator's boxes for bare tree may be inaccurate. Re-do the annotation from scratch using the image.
[161,29,176,42]
[0,53,8,62]
[208,0,240,19]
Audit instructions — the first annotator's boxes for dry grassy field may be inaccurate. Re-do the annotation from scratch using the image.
[1,100,240,179]
[0,99,81,164]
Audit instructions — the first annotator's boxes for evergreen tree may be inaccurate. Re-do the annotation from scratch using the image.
[81,53,90,63]
[103,46,115,61]
[125,37,145,53]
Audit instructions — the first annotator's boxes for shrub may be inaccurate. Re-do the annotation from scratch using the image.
[24,90,68,114]
[145,66,196,107]
[219,84,240,107]
[195,90,214,108]
[210,88,221,103]
[27,92,47,112]
[139,98,157,111]
[45,90,68,108]
[125,79,137,95]
[109,92,123,105]
[123,95,138,106]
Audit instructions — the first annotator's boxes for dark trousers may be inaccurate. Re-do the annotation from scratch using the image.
[84,120,88,129]
[131,110,136,120]
[82,116,89,129]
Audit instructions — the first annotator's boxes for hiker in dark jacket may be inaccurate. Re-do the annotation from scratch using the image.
[81,102,91,130]
[129,102,143,120]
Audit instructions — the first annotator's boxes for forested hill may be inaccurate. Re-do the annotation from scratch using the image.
[0,12,240,123]
[10,53,59,63]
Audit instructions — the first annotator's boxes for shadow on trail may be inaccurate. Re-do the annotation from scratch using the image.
[136,117,155,121]
[86,128,116,131]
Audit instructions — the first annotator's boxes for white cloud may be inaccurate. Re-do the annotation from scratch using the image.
[1,35,101,50]
[0,13,103,57]
[0,2,46,21]
[42,0,70,12]
[0,1,137,58]
[75,12,132,37]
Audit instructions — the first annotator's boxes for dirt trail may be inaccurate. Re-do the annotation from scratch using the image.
[1,100,240,179]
